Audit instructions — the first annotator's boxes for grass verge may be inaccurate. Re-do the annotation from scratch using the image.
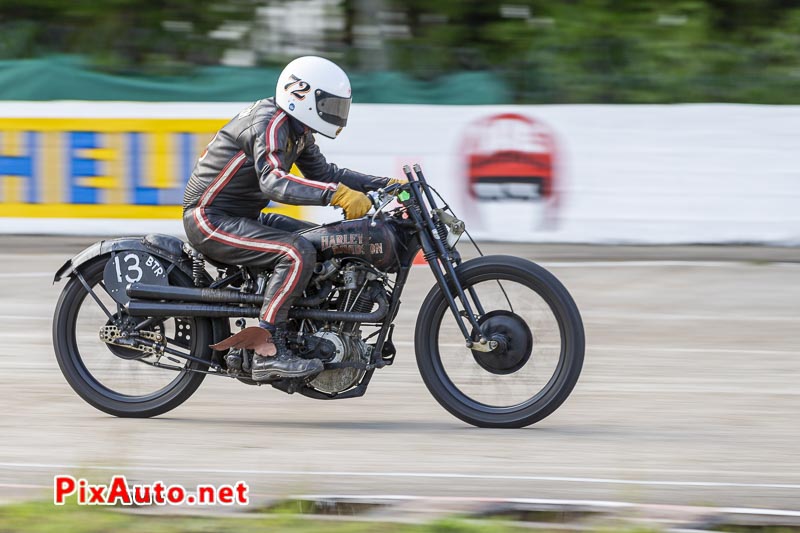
[0,500,531,533]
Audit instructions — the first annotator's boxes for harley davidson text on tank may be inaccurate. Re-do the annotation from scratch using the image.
[52,164,584,428]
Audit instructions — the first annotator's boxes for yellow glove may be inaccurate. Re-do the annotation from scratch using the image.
[385,177,408,190]
[331,183,372,220]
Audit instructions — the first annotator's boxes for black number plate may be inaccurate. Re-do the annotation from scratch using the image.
[103,251,168,305]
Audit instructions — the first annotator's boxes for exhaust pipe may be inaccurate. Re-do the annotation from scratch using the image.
[125,292,388,322]
[126,301,260,318]
[127,281,333,308]
[291,294,388,323]
[127,283,262,305]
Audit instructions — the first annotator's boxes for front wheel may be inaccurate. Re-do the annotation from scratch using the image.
[415,255,584,428]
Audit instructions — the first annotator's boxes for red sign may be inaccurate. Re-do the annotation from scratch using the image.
[461,112,558,230]
[464,112,556,200]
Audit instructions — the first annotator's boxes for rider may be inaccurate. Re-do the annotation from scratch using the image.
[183,56,403,382]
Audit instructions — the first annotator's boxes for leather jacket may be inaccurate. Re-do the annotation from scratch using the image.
[184,97,388,218]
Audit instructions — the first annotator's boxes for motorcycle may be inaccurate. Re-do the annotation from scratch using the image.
[52,164,584,428]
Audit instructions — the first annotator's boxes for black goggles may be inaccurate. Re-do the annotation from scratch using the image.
[315,89,351,127]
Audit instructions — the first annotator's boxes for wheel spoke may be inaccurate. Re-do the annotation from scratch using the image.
[75,271,115,321]
[435,278,563,409]
[71,268,194,398]
[494,279,514,313]
[53,257,214,417]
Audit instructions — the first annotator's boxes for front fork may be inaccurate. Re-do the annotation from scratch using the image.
[401,165,493,352]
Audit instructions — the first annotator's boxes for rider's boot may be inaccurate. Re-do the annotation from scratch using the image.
[251,325,323,382]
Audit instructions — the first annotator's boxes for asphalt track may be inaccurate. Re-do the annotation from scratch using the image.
[0,237,798,510]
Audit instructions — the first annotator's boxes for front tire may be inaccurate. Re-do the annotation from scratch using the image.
[415,255,584,428]
[53,257,213,418]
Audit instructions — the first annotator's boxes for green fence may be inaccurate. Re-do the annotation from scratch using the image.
[0,56,510,104]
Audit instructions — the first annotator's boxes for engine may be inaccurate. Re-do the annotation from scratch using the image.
[307,331,370,394]
[293,260,390,395]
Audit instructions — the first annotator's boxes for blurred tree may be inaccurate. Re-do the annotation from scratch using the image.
[383,0,800,102]
[2,0,800,102]
[0,0,260,73]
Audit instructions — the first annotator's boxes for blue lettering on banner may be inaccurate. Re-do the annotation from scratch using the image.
[0,131,37,203]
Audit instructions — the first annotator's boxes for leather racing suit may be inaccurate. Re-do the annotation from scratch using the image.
[183,97,388,326]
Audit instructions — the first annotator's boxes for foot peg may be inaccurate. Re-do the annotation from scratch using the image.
[224,349,243,372]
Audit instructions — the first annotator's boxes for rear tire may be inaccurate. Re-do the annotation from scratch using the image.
[415,255,584,428]
[53,257,213,418]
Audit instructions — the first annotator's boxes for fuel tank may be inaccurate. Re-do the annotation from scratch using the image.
[300,217,402,272]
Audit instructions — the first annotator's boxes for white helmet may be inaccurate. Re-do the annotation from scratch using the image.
[275,56,352,139]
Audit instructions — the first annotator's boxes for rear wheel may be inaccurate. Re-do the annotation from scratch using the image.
[53,257,213,417]
[415,255,584,428]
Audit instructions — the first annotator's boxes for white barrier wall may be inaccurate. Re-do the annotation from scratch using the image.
[322,103,800,244]
[0,101,798,244]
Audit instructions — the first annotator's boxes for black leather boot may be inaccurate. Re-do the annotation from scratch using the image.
[251,327,323,382]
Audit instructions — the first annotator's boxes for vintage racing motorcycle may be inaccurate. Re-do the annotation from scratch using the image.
[52,164,584,428]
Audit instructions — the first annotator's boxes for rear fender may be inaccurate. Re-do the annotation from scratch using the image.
[53,234,199,284]
[53,233,231,362]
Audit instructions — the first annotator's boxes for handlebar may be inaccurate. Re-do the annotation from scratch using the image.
[367,182,404,210]
[367,189,394,226]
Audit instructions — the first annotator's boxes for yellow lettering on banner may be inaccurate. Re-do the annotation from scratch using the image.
[1,131,22,203]
[0,118,305,222]
[0,203,302,220]
[76,140,117,192]
[1,179,21,204]
[1,130,22,156]
[105,133,126,205]
[149,131,173,190]
[195,133,212,163]
[79,176,117,190]
[41,131,63,204]
[0,118,227,133]
[75,148,116,161]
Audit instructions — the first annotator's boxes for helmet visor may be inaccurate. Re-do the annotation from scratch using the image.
[316,89,350,128]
